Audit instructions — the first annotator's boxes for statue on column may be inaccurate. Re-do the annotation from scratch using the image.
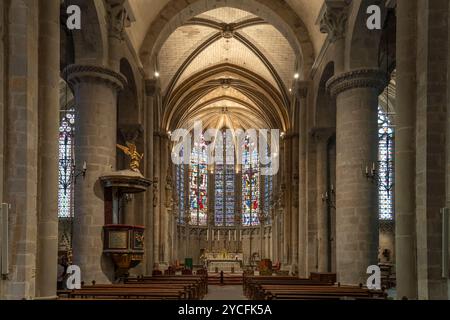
[117,142,144,173]
[153,177,159,207]
[165,169,174,209]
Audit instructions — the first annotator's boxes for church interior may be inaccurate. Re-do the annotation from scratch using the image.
[0,0,450,301]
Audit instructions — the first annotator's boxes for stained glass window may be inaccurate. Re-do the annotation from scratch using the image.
[378,107,394,220]
[242,136,260,226]
[215,130,235,226]
[58,108,75,218]
[190,135,208,226]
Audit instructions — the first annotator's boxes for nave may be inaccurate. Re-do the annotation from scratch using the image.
[1,0,450,301]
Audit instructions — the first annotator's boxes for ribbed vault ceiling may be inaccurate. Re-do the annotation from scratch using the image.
[158,7,297,132]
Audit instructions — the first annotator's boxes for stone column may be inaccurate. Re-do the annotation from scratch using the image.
[105,0,130,71]
[313,128,334,272]
[4,0,39,299]
[163,152,172,264]
[271,204,277,261]
[144,79,156,275]
[395,0,418,299]
[0,1,5,246]
[65,65,126,283]
[415,0,449,300]
[290,133,299,267]
[297,82,308,278]
[327,69,386,285]
[36,0,60,298]
[153,133,161,264]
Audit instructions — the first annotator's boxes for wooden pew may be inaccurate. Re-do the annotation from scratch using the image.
[126,275,207,298]
[59,275,207,300]
[244,275,386,300]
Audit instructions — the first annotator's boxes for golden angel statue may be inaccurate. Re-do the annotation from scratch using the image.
[117,142,144,173]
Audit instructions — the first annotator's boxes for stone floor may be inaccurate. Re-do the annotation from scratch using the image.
[204,285,247,300]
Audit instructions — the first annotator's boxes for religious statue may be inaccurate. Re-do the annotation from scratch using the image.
[117,142,144,173]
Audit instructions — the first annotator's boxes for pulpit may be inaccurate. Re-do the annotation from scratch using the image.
[100,170,151,278]
[103,224,144,277]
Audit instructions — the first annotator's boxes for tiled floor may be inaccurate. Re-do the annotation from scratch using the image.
[204,285,247,300]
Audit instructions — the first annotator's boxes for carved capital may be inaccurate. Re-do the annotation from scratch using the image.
[119,124,143,144]
[319,0,349,43]
[326,69,388,97]
[62,64,127,91]
[106,0,132,40]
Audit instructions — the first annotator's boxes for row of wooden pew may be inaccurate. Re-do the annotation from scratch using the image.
[244,275,387,300]
[58,275,207,300]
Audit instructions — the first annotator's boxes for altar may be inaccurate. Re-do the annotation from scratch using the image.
[203,250,243,273]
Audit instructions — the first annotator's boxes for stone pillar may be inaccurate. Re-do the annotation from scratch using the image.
[0,0,5,220]
[327,69,386,285]
[65,65,126,283]
[36,0,60,298]
[290,133,299,267]
[297,82,308,278]
[319,0,347,74]
[306,134,318,274]
[271,204,277,262]
[153,132,162,263]
[313,128,334,272]
[163,153,172,264]
[105,0,130,71]
[395,0,418,299]
[415,0,449,300]
[144,79,156,275]
[4,0,39,299]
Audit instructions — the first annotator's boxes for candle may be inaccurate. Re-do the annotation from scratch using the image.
[228,231,231,241]
[83,161,87,171]
[234,230,237,241]
[218,230,220,241]
[365,165,369,175]
[372,162,376,172]
[207,229,209,241]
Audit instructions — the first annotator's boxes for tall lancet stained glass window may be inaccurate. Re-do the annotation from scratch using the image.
[242,136,260,226]
[190,135,208,226]
[378,107,394,220]
[58,108,75,218]
[215,130,235,226]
